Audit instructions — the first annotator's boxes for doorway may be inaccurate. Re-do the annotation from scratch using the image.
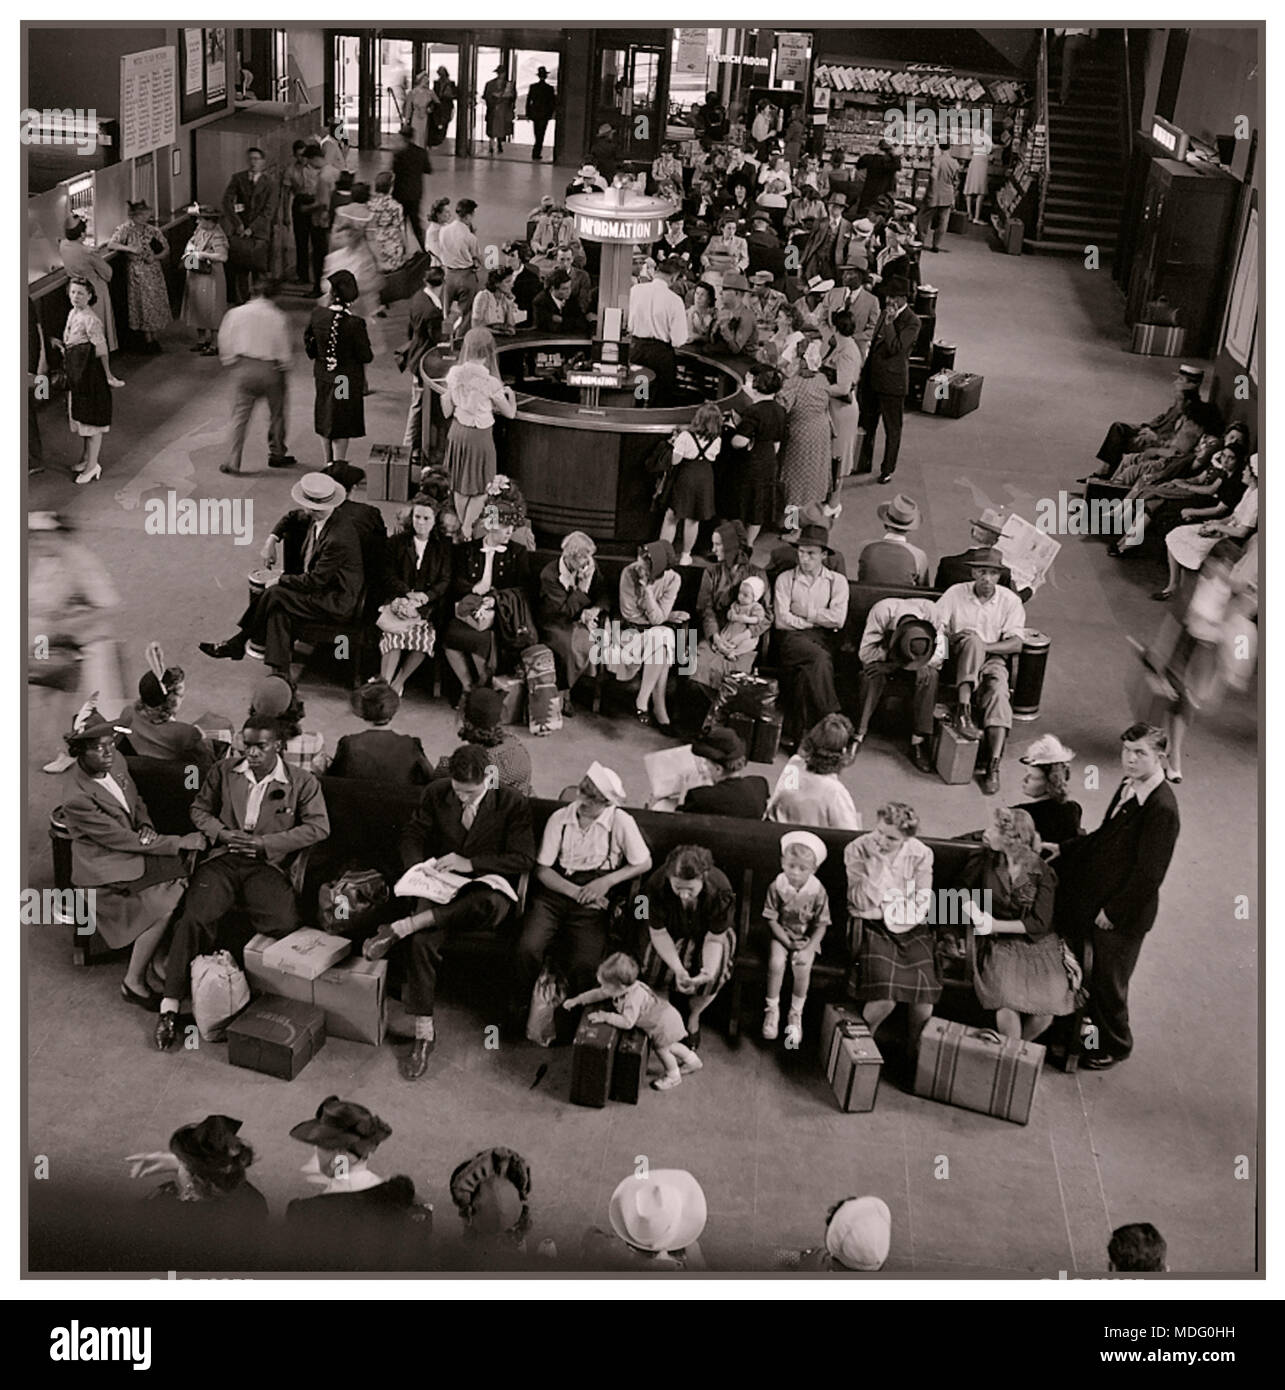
[591,40,666,163]
[471,45,561,161]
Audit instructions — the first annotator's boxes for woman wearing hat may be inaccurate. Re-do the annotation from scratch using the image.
[1014,735,1083,849]
[449,1148,538,1265]
[129,1115,266,1219]
[116,645,214,774]
[105,200,170,351]
[441,504,531,696]
[680,726,770,819]
[538,531,609,708]
[583,1168,708,1270]
[959,807,1081,1043]
[636,844,737,1048]
[179,205,229,355]
[51,277,125,486]
[244,673,329,772]
[60,702,206,1007]
[377,494,452,695]
[286,1097,431,1268]
[756,152,793,233]
[483,64,517,156]
[778,342,834,514]
[432,686,532,796]
[513,762,651,1017]
[58,216,116,350]
[407,71,439,150]
[303,268,373,464]
[724,366,786,546]
[330,679,432,784]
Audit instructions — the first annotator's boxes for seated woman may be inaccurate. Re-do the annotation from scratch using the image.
[116,649,214,775]
[378,494,452,695]
[60,702,206,1007]
[960,807,1081,1043]
[686,282,717,348]
[1154,453,1258,602]
[768,714,861,830]
[538,530,609,712]
[245,675,329,773]
[1117,428,1250,556]
[329,679,432,783]
[129,1114,267,1231]
[609,540,688,735]
[843,801,937,1050]
[431,686,532,796]
[513,761,651,1023]
[441,502,530,693]
[470,265,522,336]
[760,301,807,377]
[636,844,737,1049]
[689,520,771,697]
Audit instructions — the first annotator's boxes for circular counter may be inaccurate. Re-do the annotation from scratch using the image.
[492,336,748,548]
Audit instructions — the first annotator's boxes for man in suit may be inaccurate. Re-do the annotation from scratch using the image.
[531,268,590,334]
[857,276,920,484]
[363,743,535,1078]
[549,245,594,319]
[841,267,882,360]
[200,472,365,677]
[221,146,279,306]
[679,728,770,819]
[919,138,960,252]
[1054,724,1181,1071]
[154,714,330,1049]
[934,509,1033,600]
[746,211,786,283]
[391,125,431,249]
[855,599,946,773]
[802,193,855,284]
[525,66,557,160]
[397,264,445,464]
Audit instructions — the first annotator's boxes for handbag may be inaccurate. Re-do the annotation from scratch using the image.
[229,233,269,272]
[183,252,212,275]
[319,868,390,936]
[455,594,495,631]
[376,601,423,634]
[148,232,167,256]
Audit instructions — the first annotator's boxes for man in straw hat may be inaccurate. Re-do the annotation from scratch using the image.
[773,523,849,751]
[857,492,929,586]
[932,548,1027,795]
[510,761,651,1030]
[857,274,920,484]
[199,471,364,677]
[856,597,947,773]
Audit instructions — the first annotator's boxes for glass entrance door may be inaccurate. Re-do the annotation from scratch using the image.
[332,34,363,146]
[421,43,461,152]
[472,45,505,152]
[593,43,665,162]
[377,37,416,146]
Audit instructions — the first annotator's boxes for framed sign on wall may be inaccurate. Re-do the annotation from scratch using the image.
[181,26,230,124]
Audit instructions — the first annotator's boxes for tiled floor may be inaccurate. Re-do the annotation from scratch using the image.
[25,153,1259,1275]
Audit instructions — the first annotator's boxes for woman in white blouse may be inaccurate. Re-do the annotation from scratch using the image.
[756,154,794,233]
[51,277,125,485]
[767,714,861,830]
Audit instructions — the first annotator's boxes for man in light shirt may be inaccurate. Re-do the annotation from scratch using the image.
[217,276,296,475]
[773,524,850,750]
[439,197,483,337]
[627,258,688,407]
[933,549,1026,794]
[856,598,946,772]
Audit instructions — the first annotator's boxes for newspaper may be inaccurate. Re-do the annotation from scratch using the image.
[644,744,714,812]
[394,859,518,905]
[996,515,1060,596]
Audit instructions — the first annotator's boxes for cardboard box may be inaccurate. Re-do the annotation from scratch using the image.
[314,956,388,1045]
[914,1017,1045,1125]
[261,928,351,982]
[820,1003,883,1112]
[934,716,980,784]
[243,933,314,1003]
[227,995,326,1081]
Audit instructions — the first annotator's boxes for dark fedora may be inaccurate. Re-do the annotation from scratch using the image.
[793,523,834,555]
[881,275,910,299]
[889,616,938,669]
[965,546,1005,572]
[692,726,746,767]
[289,1096,391,1157]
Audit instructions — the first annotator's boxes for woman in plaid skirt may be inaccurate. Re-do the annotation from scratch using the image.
[843,801,939,1049]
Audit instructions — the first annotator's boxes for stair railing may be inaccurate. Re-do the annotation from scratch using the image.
[1036,29,1052,238]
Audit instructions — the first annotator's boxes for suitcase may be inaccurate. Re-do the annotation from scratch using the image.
[820,1003,883,1112]
[914,1017,1045,1124]
[227,995,326,1081]
[725,711,756,758]
[380,249,432,306]
[921,369,955,415]
[367,444,412,503]
[907,357,932,410]
[934,714,980,784]
[1000,216,1023,255]
[947,208,969,235]
[749,712,783,763]
[941,372,983,418]
[1129,322,1186,357]
[570,1014,617,1108]
[609,1028,652,1104]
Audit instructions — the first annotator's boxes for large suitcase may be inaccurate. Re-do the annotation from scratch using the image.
[570,1014,617,1108]
[914,1017,1045,1125]
[609,1028,652,1104]
[820,1003,883,1112]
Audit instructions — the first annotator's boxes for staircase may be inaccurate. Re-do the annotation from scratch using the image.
[1028,32,1128,258]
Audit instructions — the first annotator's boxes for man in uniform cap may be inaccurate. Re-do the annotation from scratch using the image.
[856,596,947,772]
[1092,365,1206,473]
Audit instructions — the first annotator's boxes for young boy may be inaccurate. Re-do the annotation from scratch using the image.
[762,830,831,1046]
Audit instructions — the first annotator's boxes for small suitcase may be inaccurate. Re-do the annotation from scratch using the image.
[947,208,969,235]
[1129,322,1185,357]
[749,712,783,763]
[921,369,956,415]
[941,372,983,419]
[934,715,979,784]
[914,1017,1045,1125]
[609,1028,652,1104]
[367,444,412,503]
[820,1003,883,1112]
[570,1014,618,1107]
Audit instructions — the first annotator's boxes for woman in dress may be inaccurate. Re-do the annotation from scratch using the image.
[58,217,116,350]
[761,301,807,377]
[612,539,687,734]
[960,807,1081,1043]
[432,326,517,534]
[303,268,373,463]
[116,652,214,775]
[843,800,938,1050]
[179,205,228,356]
[767,713,861,830]
[963,132,992,223]
[105,199,170,351]
[470,266,521,336]
[537,530,609,708]
[366,171,412,275]
[51,277,125,485]
[378,494,452,694]
[60,703,205,1007]
[431,686,532,796]
[822,309,863,515]
[637,844,737,1049]
[659,401,723,566]
[441,502,529,693]
[690,520,771,694]
[1154,454,1259,601]
[407,72,438,149]
[725,365,785,545]
[778,340,834,515]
